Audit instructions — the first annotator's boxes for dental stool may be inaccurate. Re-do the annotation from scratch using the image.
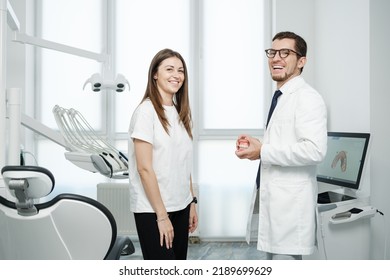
[0,165,134,260]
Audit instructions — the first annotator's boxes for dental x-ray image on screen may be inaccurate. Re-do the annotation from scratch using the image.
[317,132,370,190]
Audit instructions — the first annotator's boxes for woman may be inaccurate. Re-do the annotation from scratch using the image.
[128,49,198,260]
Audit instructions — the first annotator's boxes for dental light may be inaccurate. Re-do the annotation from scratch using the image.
[83,73,130,92]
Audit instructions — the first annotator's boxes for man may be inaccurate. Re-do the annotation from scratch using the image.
[235,31,327,260]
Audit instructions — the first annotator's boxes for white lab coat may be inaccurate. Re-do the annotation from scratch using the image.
[246,76,327,255]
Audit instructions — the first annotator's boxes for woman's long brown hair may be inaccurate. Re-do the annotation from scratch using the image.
[140,48,193,139]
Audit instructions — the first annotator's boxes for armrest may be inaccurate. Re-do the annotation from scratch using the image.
[105,236,135,260]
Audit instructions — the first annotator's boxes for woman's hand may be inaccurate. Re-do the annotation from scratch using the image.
[157,215,174,249]
[188,203,198,233]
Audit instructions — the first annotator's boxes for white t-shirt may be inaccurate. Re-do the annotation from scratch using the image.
[128,100,193,213]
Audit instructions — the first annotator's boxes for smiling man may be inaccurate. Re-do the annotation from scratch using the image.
[235,31,328,260]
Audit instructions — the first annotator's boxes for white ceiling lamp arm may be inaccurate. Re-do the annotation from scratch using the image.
[12,33,108,63]
[5,0,19,31]
[20,116,69,150]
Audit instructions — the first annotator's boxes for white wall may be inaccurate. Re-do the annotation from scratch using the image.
[369,0,390,260]
[314,0,371,198]
[315,0,370,132]
[273,0,316,85]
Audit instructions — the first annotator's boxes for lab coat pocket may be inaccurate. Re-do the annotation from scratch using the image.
[267,179,310,240]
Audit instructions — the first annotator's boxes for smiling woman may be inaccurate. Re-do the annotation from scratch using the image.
[127,49,196,260]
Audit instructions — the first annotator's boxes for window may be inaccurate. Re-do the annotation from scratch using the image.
[38,0,104,130]
[115,0,190,133]
[36,0,105,198]
[201,0,265,130]
[196,0,266,239]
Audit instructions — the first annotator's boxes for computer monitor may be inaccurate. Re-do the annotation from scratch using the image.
[316,132,370,204]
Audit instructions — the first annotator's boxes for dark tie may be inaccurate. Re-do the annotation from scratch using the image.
[256,90,283,188]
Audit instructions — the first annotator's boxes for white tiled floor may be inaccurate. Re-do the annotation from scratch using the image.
[120,240,266,260]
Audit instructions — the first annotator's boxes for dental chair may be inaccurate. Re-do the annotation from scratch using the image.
[0,165,134,260]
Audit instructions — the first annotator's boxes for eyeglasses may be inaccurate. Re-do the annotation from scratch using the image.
[264,48,302,58]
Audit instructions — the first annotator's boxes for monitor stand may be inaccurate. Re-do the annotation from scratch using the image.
[317,191,356,204]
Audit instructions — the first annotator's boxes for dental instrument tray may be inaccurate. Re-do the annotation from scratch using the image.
[53,105,128,179]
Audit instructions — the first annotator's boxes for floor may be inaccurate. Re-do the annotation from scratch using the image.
[120,239,267,260]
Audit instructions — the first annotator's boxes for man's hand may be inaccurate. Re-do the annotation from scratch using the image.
[235,134,262,161]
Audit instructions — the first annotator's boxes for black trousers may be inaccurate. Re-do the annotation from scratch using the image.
[134,204,191,260]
